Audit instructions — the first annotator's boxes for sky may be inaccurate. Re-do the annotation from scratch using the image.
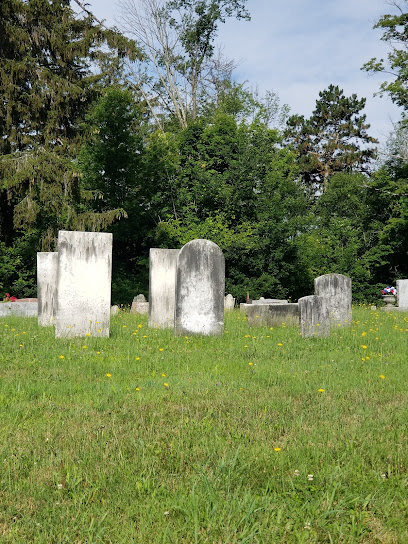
[77,0,403,145]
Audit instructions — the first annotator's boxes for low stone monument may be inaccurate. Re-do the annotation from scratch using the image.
[314,273,352,325]
[55,230,112,338]
[224,294,235,311]
[299,295,330,338]
[37,252,58,326]
[0,300,38,317]
[397,279,408,310]
[148,248,179,328]
[251,298,288,305]
[131,294,149,315]
[244,303,299,327]
[174,239,225,336]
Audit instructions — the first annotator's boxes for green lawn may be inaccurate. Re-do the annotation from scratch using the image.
[0,306,407,543]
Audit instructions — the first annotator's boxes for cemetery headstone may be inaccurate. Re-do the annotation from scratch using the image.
[55,230,112,338]
[37,252,58,326]
[314,273,352,325]
[224,294,235,311]
[149,249,179,328]
[299,295,330,338]
[175,239,225,336]
[131,294,149,315]
[244,303,299,327]
[397,279,408,310]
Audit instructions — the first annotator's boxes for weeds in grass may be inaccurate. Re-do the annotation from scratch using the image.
[0,307,407,542]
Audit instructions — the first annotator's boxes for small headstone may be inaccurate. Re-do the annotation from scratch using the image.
[37,252,58,326]
[55,230,112,338]
[174,239,225,336]
[134,294,146,302]
[244,303,299,327]
[397,279,408,309]
[110,305,119,315]
[224,294,235,311]
[131,300,149,314]
[149,248,179,328]
[314,273,352,325]
[299,295,330,338]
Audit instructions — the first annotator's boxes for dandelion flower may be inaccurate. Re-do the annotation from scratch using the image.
[379,375,385,379]
[106,373,112,378]
[86,333,90,337]
[318,388,325,392]
[361,345,367,349]
[136,387,140,391]
[138,324,142,328]
[136,357,140,361]
[162,373,166,377]
[59,355,65,359]
[248,362,253,366]
[277,343,283,346]
[122,325,126,328]
[159,348,164,352]
[244,345,248,348]
[96,351,101,355]
[82,345,87,349]
[164,383,169,387]
[274,447,281,452]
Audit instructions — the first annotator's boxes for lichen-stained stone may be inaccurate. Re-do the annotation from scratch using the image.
[55,231,112,338]
[175,239,225,336]
[37,252,58,326]
[314,273,352,326]
[299,295,330,338]
[149,249,179,328]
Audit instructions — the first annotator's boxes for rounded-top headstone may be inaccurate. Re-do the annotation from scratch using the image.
[314,273,352,325]
[175,239,225,335]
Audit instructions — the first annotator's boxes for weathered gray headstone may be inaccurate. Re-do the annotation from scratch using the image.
[224,294,235,311]
[175,239,225,336]
[0,301,38,317]
[244,303,299,327]
[110,305,119,315]
[37,252,58,326]
[131,294,149,315]
[55,230,112,338]
[314,273,352,325]
[299,295,330,338]
[397,279,408,310]
[149,249,179,328]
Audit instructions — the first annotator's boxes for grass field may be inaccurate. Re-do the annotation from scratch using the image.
[0,306,407,543]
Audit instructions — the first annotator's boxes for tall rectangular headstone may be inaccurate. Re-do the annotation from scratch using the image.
[314,273,352,326]
[55,231,112,338]
[299,295,330,338]
[37,252,58,326]
[175,239,225,336]
[149,249,179,328]
[397,279,408,309]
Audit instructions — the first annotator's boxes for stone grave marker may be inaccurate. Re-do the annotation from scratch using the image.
[244,303,299,327]
[55,230,112,338]
[224,294,235,311]
[131,294,149,315]
[149,248,179,328]
[314,273,352,325]
[299,295,330,338]
[397,279,408,310]
[37,252,58,326]
[175,239,225,336]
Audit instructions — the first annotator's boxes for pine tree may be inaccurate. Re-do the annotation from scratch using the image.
[0,0,139,250]
[285,85,377,197]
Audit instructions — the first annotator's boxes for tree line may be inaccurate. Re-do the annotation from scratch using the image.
[1,0,408,303]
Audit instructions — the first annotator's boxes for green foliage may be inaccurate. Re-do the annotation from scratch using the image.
[285,85,377,197]
[362,3,408,112]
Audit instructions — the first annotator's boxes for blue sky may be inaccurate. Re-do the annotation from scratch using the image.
[80,0,402,144]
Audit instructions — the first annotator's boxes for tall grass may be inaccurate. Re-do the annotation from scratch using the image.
[0,306,407,543]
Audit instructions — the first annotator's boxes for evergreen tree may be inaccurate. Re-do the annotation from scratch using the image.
[285,85,377,198]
